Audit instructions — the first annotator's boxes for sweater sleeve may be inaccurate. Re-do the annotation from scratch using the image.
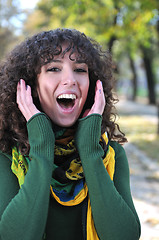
[0,113,55,240]
[75,114,141,240]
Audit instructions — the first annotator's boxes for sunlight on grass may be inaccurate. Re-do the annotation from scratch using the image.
[117,116,159,161]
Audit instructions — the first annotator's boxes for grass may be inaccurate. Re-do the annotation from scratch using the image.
[117,115,159,161]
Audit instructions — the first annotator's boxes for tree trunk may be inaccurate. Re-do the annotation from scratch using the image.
[157,9,159,47]
[108,35,116,53]
[129,54,137,101]
[141,47,156,105]
[107,3,119,53]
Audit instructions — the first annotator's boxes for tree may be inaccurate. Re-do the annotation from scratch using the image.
[116,0,158,104]
[0,0,21,59]
[128,54,138,101]
[22,0,159,104]
[141,46,156,104]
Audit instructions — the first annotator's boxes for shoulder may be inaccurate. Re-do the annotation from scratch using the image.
[109,141,129,171]
[0,150,12,161]
[0,150,19,187]
[110,141,130,181]
[0,150,12,171]
[0,151,19,211]
[110,141,127,159]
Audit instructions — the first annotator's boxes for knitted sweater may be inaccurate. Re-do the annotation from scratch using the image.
[0,113,141,240]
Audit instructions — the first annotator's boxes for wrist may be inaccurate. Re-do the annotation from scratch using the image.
[27,113,54,140]
[78,113,102,123]
[27,113,55,158]
[27,112,50,125]
[76,114,102,152]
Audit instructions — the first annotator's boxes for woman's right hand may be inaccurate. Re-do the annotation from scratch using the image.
[82,80,105,118]
[17,79,40,121]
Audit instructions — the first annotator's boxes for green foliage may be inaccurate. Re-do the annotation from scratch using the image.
[18,0,159,103]
[0,0,21,59]
[23,0,158,50]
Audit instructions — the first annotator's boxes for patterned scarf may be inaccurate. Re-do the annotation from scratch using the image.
[11,132,115,240]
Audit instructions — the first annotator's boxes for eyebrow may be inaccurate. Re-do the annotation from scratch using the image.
[50,59,86,64]
[51,60,62,63]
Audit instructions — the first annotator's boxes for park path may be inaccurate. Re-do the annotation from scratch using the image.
[116,99,159,240]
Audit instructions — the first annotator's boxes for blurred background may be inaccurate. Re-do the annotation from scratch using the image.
[0,0,159,239]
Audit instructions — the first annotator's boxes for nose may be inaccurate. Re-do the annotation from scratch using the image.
[62,67,76,86]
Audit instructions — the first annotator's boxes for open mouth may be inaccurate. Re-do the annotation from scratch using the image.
[57,93,77,109]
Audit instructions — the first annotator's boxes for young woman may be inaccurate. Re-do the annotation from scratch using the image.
[0,28,141,240]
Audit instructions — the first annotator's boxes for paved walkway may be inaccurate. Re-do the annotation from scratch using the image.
[116,99,158,123]
[116,99,159,240]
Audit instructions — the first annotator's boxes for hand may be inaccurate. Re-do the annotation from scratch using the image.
[17,79,40,121]
[82,80,105,118]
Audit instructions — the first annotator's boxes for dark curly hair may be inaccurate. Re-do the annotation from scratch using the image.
[0,28,127,155]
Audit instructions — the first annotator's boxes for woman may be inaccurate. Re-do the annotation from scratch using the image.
[0,28,141,240]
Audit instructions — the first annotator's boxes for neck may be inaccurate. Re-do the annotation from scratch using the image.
[52,122,77,140]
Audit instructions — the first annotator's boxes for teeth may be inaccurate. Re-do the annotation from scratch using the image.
[57,94,76,100]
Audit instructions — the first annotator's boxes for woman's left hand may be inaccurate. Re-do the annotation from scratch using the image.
[82,80,105,118]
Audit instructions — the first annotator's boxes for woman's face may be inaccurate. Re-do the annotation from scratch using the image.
[37,48,89,127]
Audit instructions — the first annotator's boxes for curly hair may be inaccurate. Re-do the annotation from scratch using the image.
[0,28,127,155]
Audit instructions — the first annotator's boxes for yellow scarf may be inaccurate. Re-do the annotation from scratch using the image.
[11,132,115,240]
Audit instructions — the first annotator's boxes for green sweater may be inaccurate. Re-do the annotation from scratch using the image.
[0,113,141,240]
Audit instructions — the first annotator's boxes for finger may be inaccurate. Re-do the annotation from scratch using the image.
[82,80,105,117]
[17,79,27,110]
[95,80,104,99]
[19,79,28,102]
[93,80,105,114]
[95,80,105,102]
[17,80,24,111]
[18,79,32,107]
[16,81,21,104]
[25,85,33,104]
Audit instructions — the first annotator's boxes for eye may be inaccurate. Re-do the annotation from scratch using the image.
[74,68,87,73]
[47,67,60,72]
